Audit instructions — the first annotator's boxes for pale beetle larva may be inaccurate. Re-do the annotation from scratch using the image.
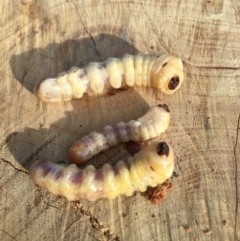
[29,141,174,201]
[34,53,184,102]
[68,104,170,165]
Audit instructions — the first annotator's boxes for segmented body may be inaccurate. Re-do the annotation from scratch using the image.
[68,104,170,165]
[34,53,184,102]
[29,142,174,201]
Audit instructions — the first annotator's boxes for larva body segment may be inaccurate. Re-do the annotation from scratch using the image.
[29,142,174,201]
[56,72,72,101]
[68,104,170,165]
[134,53,144,86]
[121,54,135,86]
[67,67,89,99]
[85,62,105,94]
[104,58,124,89]
[34,53,184,102]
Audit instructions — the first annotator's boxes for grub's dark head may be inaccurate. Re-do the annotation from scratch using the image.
[154,55,183,94]
[168,76,180,90]
[156,142,169,157]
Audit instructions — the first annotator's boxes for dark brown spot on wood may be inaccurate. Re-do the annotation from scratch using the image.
[156,142,169,157]
[172,171,179,178]
[163,62,167,67]
[168,76,179,90]
[158,104,170,112]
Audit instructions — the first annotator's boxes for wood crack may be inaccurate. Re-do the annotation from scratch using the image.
[1,158,28,175]
[71,0,101,60]
[43,201,61,210]
[233,113,240,240]
[182,60,240,70]
[75,202,120,241]
[0,229,18,241]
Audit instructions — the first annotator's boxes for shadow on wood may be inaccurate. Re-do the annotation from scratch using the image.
[7,33,154,171]
[5,88,150,170]
[9,33,139,93]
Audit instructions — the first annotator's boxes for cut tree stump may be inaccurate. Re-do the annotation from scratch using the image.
[1,0,240,240]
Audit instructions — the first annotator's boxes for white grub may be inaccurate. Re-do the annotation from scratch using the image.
[68,104,170,165]
[29,141,174,201]
[34,53,184,102]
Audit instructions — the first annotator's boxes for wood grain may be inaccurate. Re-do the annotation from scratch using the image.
[1,0,240,240]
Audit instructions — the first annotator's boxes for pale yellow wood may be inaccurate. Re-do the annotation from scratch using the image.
[1,0,240,240]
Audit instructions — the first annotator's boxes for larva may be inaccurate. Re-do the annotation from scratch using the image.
[29,141,174,201]
[68,104,170,165]
[34,53,184,102]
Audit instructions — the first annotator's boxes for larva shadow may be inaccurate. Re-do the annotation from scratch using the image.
[9,33,139,93]
[8,34,175,203]
[8,33,148,169]
[6,87,150,170]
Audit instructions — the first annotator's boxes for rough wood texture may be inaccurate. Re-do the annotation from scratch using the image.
[1,0,240,240]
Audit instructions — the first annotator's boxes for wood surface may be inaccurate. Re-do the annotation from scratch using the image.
[1,0,240,240]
